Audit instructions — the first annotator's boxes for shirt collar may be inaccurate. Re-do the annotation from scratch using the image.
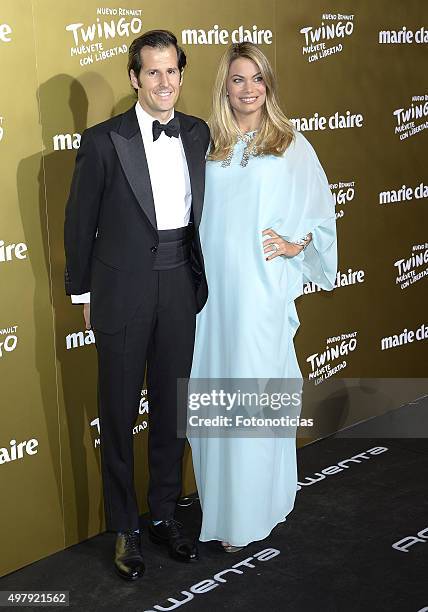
[135,101,175,139]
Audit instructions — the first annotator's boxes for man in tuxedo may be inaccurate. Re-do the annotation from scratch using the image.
[64,30,210,581]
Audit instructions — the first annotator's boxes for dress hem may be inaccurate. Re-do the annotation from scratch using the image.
[197,506,294,548]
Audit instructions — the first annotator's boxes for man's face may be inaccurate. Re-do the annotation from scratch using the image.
[130,44,182,121]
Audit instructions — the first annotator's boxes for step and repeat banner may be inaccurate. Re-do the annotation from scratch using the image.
[1,0,427,576]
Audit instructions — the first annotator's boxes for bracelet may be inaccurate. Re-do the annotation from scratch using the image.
[292,234,311,250]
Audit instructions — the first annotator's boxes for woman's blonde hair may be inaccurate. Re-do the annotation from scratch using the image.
[208,42,295,161]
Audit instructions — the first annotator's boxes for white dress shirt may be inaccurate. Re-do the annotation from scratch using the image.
[71,102,192,304]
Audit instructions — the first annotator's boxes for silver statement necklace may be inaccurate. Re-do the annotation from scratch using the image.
[221,131,258,168]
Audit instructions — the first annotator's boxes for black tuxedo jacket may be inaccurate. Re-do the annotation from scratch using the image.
[64,106,210,334]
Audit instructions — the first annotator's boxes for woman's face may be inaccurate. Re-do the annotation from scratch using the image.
[226,57,267,122]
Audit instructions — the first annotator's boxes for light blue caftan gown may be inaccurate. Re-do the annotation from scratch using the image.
[188,129,338,546]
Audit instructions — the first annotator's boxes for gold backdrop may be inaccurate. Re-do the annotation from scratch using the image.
[0,0,427,576]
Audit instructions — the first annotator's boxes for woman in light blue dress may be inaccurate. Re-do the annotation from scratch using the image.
[188,43,337,551]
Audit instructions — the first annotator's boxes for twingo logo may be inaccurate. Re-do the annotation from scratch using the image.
[144,548,280,612]
[303,268,365,295]
[181,24,273,45]
[0,116,4,142]
[330,179,356,219]
[300,13,354,63]
[0,325,18,359]
[296,447,388,490]
[0,438,39,465]
[379,26,428,44]
[65,8,143,67]
[0,23,12,43]
[379,181,428,205]
[306,330,358,385]
[393,95,428,141]
[394,241,428,289]
[290,109,363,131]
[90,389,149,448]
[0,240,28,263]
[381,323,428,352]
[392,526,428,552]
[53,132,81,151]
[65,328,95,350]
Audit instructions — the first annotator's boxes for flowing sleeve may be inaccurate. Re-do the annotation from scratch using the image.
[277,131,338,303]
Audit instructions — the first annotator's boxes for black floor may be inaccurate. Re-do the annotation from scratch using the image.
[1,399,428,612]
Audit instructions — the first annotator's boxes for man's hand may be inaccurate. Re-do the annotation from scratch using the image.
[83,303,91,330]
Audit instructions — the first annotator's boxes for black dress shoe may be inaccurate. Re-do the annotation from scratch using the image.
[114,530,145,581]
[148,520,198,562]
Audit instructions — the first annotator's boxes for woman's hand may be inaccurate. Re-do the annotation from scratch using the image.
[262,228,312,260]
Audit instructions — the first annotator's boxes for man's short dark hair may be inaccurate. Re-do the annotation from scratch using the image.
[128,30,187,91]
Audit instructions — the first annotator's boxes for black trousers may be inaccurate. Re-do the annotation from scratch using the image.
[94,262,197,531]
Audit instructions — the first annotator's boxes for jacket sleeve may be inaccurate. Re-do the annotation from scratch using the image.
[64,128,104,295]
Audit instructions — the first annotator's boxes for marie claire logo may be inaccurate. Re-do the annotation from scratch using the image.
[381,322,428,351]
[53,132,81,151]
[330,180,355,219]
[0,325,18,359]
[0,23,12,43]
[380,181,428,205]
[307,330,358,384]
[393,526,428,553]
[0,116,4,142]
[0,240,28,264]
[393,95,428,140]
[304,268,365,295]
[297,446,388,490]
[0,437,39,465]
[90,389,148,448]
[144,548,279,612]
[300,13,354,63]
[394,242,428,289]
[290,110,363,132]
[181,24,272,45]
[379,26,428,44]
[66,328,95,350]
[65,7,143,66]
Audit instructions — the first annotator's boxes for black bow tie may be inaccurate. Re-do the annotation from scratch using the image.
[152,116,180,141]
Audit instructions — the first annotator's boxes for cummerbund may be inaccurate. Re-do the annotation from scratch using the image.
[152,224,194,271]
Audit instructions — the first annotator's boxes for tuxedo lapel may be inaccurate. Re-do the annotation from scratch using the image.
[178,113,205,228]
[110,107,157,230]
